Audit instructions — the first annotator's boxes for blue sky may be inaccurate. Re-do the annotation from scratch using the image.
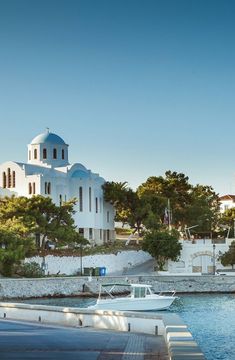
[0,0,235,194]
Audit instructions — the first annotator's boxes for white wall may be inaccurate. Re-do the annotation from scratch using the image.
[168,238,234,274]
[25,250,152,276]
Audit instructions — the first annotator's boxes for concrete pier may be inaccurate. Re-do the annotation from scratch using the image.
[0,302,205,359]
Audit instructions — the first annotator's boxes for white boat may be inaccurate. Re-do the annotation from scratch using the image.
[88,283,177,311]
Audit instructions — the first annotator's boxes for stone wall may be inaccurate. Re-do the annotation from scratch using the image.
[0,275,235,300]
[0,277,87,299]
[138,275,235,293]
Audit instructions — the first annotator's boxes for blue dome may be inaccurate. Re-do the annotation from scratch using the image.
[30,131,66,145]
[71,170,89,179]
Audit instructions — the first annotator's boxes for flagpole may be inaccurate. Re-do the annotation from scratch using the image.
[168,198,172,231]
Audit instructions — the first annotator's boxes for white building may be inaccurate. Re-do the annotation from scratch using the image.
[0,130,115,244]
[219,194,235,213]
[165,238,234,275]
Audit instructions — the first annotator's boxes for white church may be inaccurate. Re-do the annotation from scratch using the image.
[0,130,115,245]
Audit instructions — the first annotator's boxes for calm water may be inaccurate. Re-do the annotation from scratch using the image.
[19,293,235,360]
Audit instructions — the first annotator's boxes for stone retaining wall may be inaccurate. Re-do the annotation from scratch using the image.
[0,277,87,299]
[0,275,235,300]
[138,275,235,293]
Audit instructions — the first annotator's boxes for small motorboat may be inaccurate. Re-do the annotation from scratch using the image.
[88,283,177,311]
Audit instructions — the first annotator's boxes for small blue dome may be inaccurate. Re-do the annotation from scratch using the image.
[30,131,66,145]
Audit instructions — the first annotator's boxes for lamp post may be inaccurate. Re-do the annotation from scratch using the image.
[80,243,83,276]
[212,243,216,275]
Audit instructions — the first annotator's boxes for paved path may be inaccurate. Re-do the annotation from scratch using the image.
[0,320,169,360]
[123,259,156,275]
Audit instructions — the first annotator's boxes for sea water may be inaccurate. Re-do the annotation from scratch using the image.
[18,293,235,360]
[168,294,235,360]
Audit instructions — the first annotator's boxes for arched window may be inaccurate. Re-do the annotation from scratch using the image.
[62,149,65,159]
[34,149,37,159]
[43,148,47,159]
[2,172,6,188]
[53,148,57,159]
[59,194,62,206]
[7,168,11,188]
[89,187,92,212]
[45,182,47,194]
[12,171,16,187]
[29,183,32,194]
[47,182,51,195]
[33,182,36,194]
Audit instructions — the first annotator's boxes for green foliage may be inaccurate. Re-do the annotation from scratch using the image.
[0,195,78,249]
[0,229,35,277]
[103,171,221,236]
[27,196,77,248]
[219,241,235,269]
[17,261,44,278]
[220,208,235,238]
[142,230,182,270]
[103,182,152,234]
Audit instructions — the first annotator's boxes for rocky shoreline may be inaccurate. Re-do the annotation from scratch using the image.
[0,275,235,300]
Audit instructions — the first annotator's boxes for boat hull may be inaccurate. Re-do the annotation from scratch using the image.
[89,296,176,311]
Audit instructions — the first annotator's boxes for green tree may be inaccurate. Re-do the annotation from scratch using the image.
[0,228,34,277]
[0,195,78,249]
[184,185,220,235]
[138,172,192,227]
[103,172,220,238]
[0,196,36,236]
[103,182,150,234]
[142,230,182,270]
[219,208,235,238]
[219,241,235,269]
[138,172,220,234]
[28,196,77,248]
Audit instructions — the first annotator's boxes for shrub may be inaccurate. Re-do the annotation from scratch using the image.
[17,262,44,278]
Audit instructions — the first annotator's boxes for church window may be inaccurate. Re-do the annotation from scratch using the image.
[33,182,36,194]
[2,172,6,188]
[79,187,83,212]
[29,183,32,195]
[107,229,110,241]
[89,228,93,240]
[53,148,57,159]
[43,148,47,159]
[62,149,65,159]
[45,182,48,194]
[12,171,16,187]
[34,149,37,159]
[100,229,102,240]
[95,197,98,213]
[79,228,84,236]
[59,194,62,206]
[7,168,11,188]
[47,182,51,195]
[29,151,31,160]
[89,187,92,212]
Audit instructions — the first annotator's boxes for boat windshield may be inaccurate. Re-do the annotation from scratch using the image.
[133,287,146,298]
